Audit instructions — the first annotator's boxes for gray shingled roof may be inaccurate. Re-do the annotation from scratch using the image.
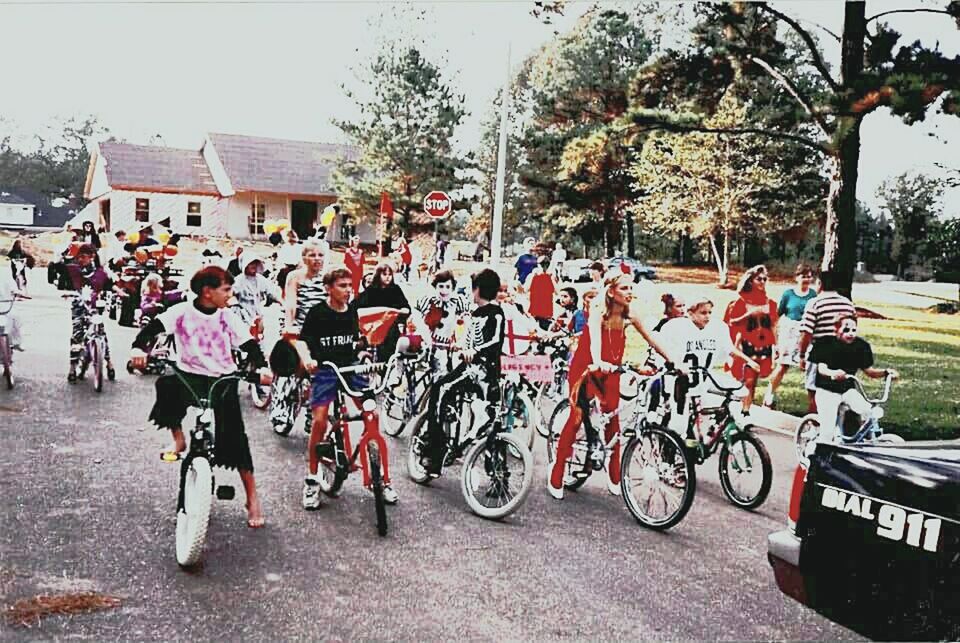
[208,132,355,196]
[100,141,218,194]
[0,190,32,206]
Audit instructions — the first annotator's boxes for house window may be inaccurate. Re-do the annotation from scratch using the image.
[186,202,201,227]
[135,198,150,222]
[340,214,357,241]
[249,203,266,235]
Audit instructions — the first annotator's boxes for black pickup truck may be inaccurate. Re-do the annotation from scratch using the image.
[768,441,960,640]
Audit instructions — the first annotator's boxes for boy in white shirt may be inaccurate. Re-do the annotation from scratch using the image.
[662,296,759,444]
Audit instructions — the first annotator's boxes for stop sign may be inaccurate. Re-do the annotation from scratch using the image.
[423,191,452,220]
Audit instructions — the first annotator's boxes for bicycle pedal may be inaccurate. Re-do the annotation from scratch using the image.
[622,428,636,439]
[216,485,235,500]
[159,451,182,463]
[573,470,591,481]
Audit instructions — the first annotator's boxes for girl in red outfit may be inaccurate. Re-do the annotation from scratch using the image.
[548,272,673,500]
[723,265,778,413]
[343,235,364,296]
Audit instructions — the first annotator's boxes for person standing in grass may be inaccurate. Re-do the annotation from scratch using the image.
[798,270,856,413]
[723,265,778,415]
[763,263,817,408]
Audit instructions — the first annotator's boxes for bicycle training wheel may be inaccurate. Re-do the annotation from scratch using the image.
[546,400,590,491]
[367,442,388,537]
[620,427,696,530]
[176,456,213,567]
[794,415,820,463]
[718,430,772,510]
[460,432,533,520]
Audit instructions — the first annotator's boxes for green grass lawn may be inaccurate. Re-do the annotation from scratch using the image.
[625,304,960,441]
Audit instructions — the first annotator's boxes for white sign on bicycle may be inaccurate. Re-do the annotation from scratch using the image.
[502,354,553,383]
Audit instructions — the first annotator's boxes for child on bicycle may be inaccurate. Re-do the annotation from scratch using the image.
[548,270,674,500]
[129,266,268,528]
[294,268,399,509]
[139,273,165,323]
[662,296,760,446]
[62,243,123,383]
[808,314,898,442]
[411,269,470,381]
[419,268,505,477]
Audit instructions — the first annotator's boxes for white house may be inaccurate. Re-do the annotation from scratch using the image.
[82,133,373,243]
[0,191,35,228]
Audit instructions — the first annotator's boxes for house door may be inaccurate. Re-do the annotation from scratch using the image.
[291,200,318,240]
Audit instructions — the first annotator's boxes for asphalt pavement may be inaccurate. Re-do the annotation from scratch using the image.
[0,271,864,641]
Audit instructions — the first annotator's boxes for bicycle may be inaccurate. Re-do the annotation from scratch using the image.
[547,366,696,530]
[0,296,27,390]
[794,373,901,464]
[161,369,254,568]
[66,288,114,393]
[312,355,401,537]
[380,343,434,437]
[406,363,535,520]
[499,371,538,450]
[533,331,572,434]
[670,367,773,510]
[270,369,312,436]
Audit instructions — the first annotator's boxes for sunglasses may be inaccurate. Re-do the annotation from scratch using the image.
[753,276,768,283]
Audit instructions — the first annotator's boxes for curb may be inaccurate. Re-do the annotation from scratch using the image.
[748,407,799,438]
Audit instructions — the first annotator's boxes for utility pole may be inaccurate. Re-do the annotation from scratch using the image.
[490,44,511,266]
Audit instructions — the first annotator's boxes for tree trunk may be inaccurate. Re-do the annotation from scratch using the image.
[822,1,867,300]
[709,232,728,286]
[625,210,636,258]
[722,227,730,286]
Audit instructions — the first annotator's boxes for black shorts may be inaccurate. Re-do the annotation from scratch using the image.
[149,370,253,472]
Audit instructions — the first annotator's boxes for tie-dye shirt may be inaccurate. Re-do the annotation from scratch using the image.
[156,302,250,377]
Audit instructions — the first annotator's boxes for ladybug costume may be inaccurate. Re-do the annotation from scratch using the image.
[723,291,778,379]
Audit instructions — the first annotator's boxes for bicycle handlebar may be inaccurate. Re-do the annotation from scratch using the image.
[319,353,401,398]
[849,374,895,405]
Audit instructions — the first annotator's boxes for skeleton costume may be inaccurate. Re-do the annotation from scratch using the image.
[419,302,505,473]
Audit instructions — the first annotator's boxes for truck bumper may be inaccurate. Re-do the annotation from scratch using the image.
[768,529,808,605]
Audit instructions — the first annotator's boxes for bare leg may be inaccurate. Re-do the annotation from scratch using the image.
[170,427,186,453]
[239,469,264,528]
[767,364,789,396]
[742,370,758,412]
[307,405,331,476]
[807,390,817,414]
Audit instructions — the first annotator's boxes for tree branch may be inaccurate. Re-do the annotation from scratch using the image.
[757,3,841,92]
[749,55,832,137]
[635,121,831,155]
[866,8,954,23]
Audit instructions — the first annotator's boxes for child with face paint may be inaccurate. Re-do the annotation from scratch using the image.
[412,270,470,380]
[808,314,898,442]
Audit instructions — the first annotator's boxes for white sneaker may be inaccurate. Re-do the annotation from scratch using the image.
[607,480,621,496]
[302,477,321,510]
[370,484,399,505]
[762,391,775,408]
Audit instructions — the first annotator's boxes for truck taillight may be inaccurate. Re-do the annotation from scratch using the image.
[787,464,806,533]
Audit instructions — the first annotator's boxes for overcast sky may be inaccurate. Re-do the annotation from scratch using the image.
[0,0,956,215]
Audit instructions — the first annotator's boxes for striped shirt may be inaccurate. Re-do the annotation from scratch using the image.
[294,273,327,328]
[800,292,856,340]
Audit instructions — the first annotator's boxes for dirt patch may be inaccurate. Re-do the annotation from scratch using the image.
[4,591,121,628]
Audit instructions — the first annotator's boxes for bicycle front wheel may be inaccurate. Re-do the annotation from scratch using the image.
[318,430,346,497]
[620,427,696,530]
[460,432,533,520]
[382,369,418,437]
[176,457,213,567]
[719,430,772,510]
[92,338,104,393]
[406,410,432,484]
[367,442,388,537]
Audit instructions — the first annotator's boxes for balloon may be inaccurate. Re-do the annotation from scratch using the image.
[134,248,148,264]
[67,242,80,258]
[149,246,164,257]
[320,206,337,227]
[163,245,178,257]
[264,222,278,234]
[157,232,171,244]
[277,220,290,230]
[128,231,140,245]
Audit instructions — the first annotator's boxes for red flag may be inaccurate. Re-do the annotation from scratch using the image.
[379,192,394,221]
[357,306,401,347]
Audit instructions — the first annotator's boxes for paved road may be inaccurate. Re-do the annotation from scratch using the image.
[1,275,863,640]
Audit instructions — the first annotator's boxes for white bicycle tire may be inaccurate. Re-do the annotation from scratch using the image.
[176,457,213,567]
